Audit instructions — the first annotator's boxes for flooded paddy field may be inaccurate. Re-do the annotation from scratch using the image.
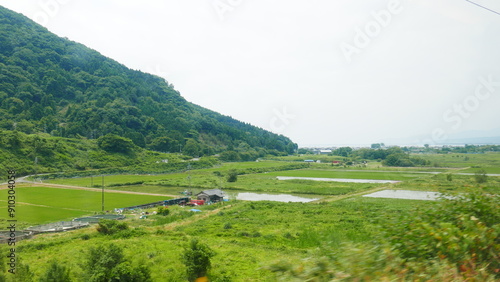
[363,189,442,201]
[276,176,400,183]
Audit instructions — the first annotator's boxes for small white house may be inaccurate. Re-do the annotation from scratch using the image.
[318,150,332,155]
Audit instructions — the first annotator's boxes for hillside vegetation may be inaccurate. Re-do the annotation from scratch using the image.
[0,129,220,176]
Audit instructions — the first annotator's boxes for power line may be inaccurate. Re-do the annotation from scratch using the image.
[465,0,500,16]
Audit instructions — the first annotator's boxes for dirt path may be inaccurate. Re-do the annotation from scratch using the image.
[312,185,395,203]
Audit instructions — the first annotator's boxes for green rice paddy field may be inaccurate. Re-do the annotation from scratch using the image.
[0,186,170,227]
[417,152,500,168]
[265,169,431,180]
[43,154,500,197]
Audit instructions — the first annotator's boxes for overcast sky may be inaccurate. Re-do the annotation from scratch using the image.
[1,0,500,146]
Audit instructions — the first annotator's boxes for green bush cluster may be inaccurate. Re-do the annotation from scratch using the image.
[181,239,215,282]
[474,169,488,183]
[157,206,170,216]
[96,219,129,235]
[85,243,152,282]
[386,191,499,275]
[226,170,238,182]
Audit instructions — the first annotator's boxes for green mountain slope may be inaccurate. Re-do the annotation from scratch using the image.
[0,6,297,159]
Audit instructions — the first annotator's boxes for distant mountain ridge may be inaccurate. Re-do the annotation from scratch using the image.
[0,6,297,156]
[381,128,500,146]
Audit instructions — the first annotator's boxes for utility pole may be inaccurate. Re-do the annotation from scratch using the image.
[101,175,104,212]
[33,136,39,182]
[187,163,192,193]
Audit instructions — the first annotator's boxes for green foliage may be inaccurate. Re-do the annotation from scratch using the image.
[226,169,238,182]
[148,136,178,153]
[270,191,500,280]
[219,151,240,162]
[297,148,314,154]
[370,143,384,149]
[446,173,453,181]
[474,169,488,183]
[97,134,136,154]
[332,147,352,157]
[39,260,71,282]
[153,209,195,226]
[157,206,170,216]
[181,239,215,281]
[84,243,151,282]
[385,191,500,277]
[96,219,129,235]
[382,153,430,167]
[382,153,413,167]
[183,139,201,157]
[326,146,434,167]
[12,260,34,282]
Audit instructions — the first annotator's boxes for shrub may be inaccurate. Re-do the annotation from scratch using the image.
[446,173,453,181]
[96,219,129,235]
[181,239,215,282]
[252,231,262,238]
[97,134,136,154]
[85,243,152,282]
[39,260,71,282]
[474,169,488,183]
[12,260,34,282]
[269,191,500,280]
[385,191,500,277]
[157,206,170,216]
[227,170,238,182]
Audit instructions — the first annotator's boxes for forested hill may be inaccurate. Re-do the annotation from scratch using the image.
[0,6,297,157]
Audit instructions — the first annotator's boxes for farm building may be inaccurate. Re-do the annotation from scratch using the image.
[196,189,224,203]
